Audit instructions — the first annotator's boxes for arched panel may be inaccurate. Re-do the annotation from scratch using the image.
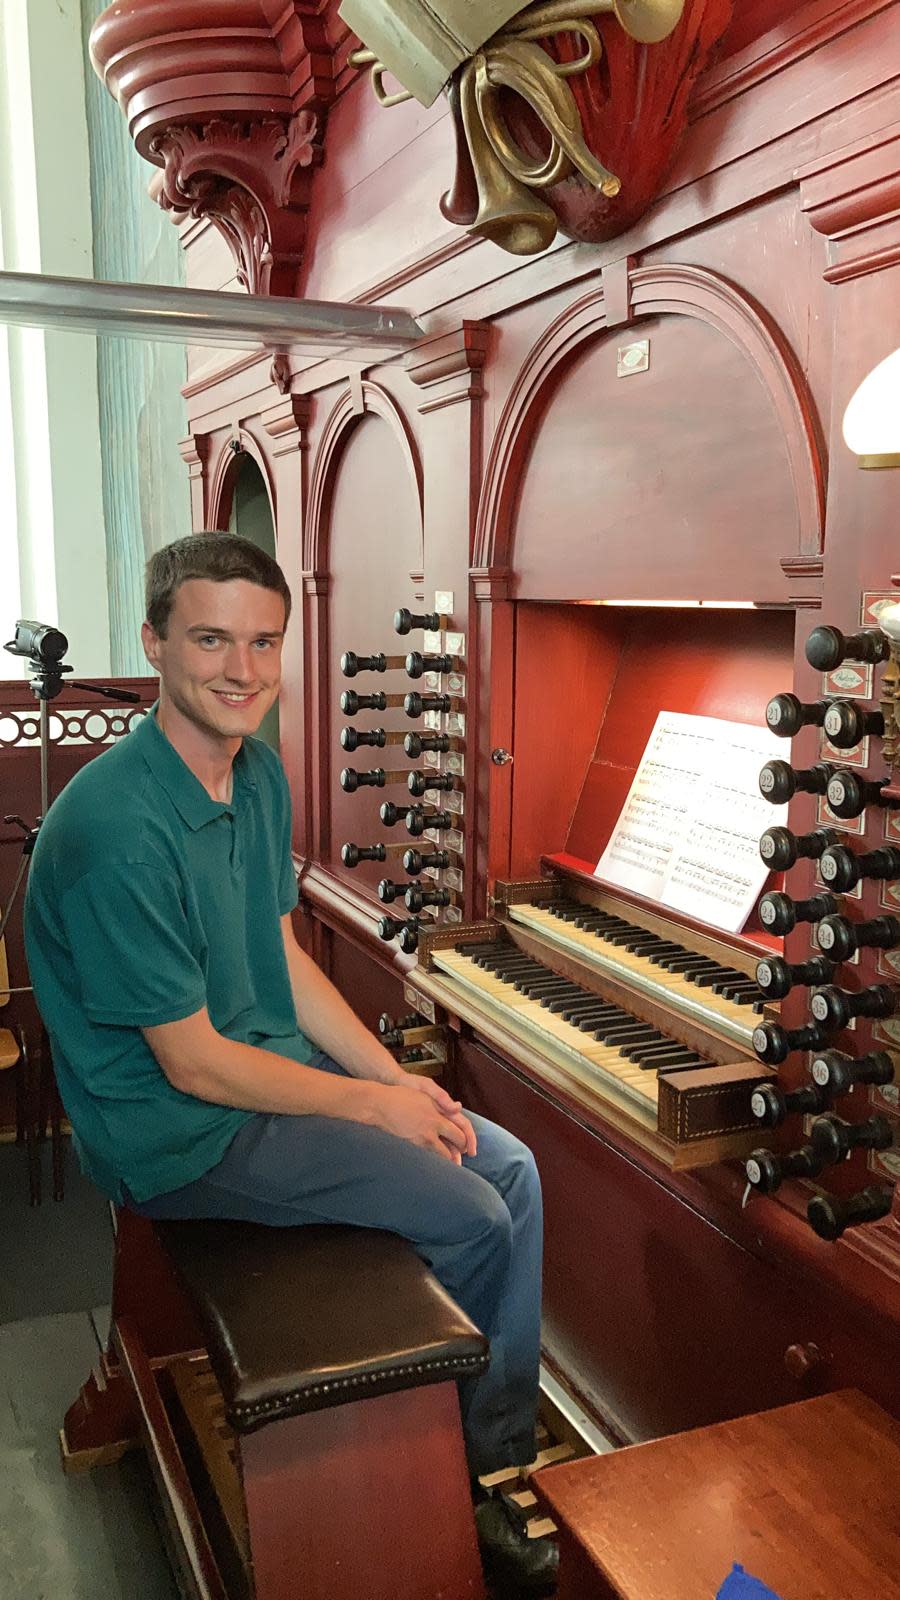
[322,411,424,889]
[475,267,825,603]
[512,312,801,601]
[207,431,277,535]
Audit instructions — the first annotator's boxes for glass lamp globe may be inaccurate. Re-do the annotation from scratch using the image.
[842,347,900,468]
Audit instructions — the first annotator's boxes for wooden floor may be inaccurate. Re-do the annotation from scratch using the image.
[0,1139,179,1600]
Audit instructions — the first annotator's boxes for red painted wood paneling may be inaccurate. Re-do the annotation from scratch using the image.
[456,1037,900,1443]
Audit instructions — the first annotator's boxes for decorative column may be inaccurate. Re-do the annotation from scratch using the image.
[261,394,312,859]
[407,323,490,919]
[178,432,210,530]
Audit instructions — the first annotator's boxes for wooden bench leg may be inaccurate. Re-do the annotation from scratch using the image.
[240,1382,486,1600]
[60,1211,207,1470]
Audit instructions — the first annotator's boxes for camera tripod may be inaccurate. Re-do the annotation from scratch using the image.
[1,620,142,944]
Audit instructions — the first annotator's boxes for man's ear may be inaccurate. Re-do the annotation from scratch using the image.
[141,620,161,671]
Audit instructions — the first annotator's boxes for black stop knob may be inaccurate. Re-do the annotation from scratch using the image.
[750,1081,830,1128]
[816,913,900,962]
[403,848,450,874]
[809,1111,894,1165]
[404,692,452,717]
[405,885,452,912]
[807,1185,893,1241]
[810,982,898,1031]
[759,826,839,871]
[378,1011,420,1037]
[755,954,835,1000]
[825,770,892,818]
[745,1144,824,1195]
[341,842,386,867]
[805,625,890,671]
[377,914,420,943]
[341,651,387,677]
[394,609,440,635]
[406,652,454,680]
[404,731,452,758]
[341,726,387,751]
[340,690,387,714]
[377,879,409,903]
[822,700,885,748]
[340,767,386,793]
[819,843,900,893]
[758,890,840,936]
[752,1020,830,1065]
[765,694,828,737]
[406,809,453,838]
[810,1048,896,1095]
[408,769,457,796]
[758,760,835,804]
[381,801,432,828]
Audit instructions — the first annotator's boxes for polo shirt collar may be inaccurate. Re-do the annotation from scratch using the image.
[134,704,256,831]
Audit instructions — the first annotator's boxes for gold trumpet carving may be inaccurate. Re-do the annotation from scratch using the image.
[350,0,685,255]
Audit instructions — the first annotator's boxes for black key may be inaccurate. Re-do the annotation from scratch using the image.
[530,983,583,1002]
[695,969,735,988]
[565,1005,623,1025]
[661,955,719,974]
[597,1031,657,1051]
[592,1020,643,1042]
[566,1006,622,1027]
[631,1047,696,1069]
[656,1055,709,1073]
[711,971,752,995]
[635,940,686,958]
[622,1034,668,1060]
[570,921,627,934]
[714,972,755,998]
[555,998,617,1019]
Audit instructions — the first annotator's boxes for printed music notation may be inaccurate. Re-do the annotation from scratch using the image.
[594,711,788,934]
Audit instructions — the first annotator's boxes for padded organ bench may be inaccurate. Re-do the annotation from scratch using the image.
[64,1214,489,1600]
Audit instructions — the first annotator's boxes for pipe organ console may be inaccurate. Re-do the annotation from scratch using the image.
[60,6,900,1579]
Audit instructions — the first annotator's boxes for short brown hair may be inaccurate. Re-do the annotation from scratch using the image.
[145,532,292,638]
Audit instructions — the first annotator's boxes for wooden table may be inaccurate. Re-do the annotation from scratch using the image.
[532,1390,900,1600]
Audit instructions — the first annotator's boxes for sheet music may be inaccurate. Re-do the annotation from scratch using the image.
[595,712,788,934]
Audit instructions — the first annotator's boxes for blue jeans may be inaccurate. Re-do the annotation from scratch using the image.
[130,1053,543,1475]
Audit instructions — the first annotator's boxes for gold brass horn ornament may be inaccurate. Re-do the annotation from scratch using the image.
[349,0,685,255]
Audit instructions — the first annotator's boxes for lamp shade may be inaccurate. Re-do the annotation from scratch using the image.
[842,347,900,468]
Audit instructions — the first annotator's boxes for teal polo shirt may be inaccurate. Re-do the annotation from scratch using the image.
[23,708,313,1203]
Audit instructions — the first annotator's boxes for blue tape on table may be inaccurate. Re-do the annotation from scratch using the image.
[716,1564,784,1600]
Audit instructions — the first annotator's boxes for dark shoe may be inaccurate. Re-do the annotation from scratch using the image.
[474,1490,559,1597]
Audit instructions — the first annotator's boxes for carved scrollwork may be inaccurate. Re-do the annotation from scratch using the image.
[150,113,320,295]
[352,0,733,254]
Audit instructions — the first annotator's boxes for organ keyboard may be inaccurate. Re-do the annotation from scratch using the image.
[409,864,778,1169]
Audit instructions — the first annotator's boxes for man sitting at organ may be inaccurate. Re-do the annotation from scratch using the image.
[23,531,558,1598]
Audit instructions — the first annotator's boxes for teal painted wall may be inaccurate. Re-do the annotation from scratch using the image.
[81,1,191,675]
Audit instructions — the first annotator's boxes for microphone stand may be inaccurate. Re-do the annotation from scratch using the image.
[1,635,143,946]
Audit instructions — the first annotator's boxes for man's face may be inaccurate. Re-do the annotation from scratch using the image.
[141,578,286,742]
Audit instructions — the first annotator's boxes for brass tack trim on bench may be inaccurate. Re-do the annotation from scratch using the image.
[228,1352,489,1432]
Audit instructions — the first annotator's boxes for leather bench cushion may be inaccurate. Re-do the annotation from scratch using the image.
[156,1220,490,1434]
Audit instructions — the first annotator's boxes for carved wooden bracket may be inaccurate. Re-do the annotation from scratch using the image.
[349,0,734,254]
[89,1,350,295]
